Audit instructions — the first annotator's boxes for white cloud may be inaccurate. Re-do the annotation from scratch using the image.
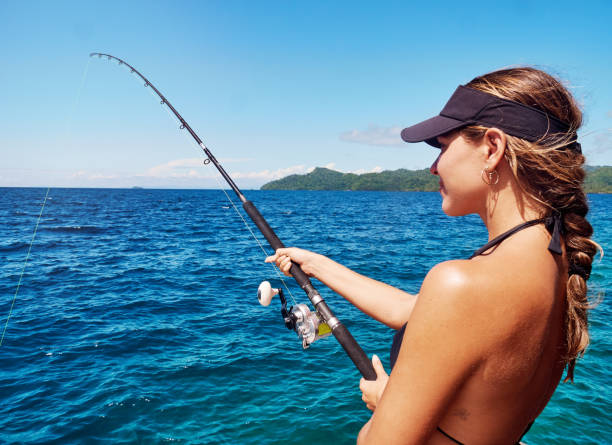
[589,132,612,155]
[69,170,118,180]
[219,157,255,163]
[1,161,391,189]
[321,164,384,174]
[58,163,314,187]
[348,166,384,175]
[144,158,206,178]
[143,157,257,178]
[231,164,311,180]
[89,173,119,180]
[339,125,404,147]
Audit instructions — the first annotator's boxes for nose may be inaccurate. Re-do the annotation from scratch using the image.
[430,155,440,175]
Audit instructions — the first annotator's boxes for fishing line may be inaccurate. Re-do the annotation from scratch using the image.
[210,173,298,305]
[2,58,91,346]
[136,69,300,304]
[98,55,299,303]
[65,58,92,138]
[89,53,376,379]
[1,188,50,346]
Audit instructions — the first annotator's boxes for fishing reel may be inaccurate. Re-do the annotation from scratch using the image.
[257,281,332,349]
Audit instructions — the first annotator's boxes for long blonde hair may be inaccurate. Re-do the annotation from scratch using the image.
[461,67,601,381]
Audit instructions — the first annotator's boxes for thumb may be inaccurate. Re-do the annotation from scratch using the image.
[372,354,386,378]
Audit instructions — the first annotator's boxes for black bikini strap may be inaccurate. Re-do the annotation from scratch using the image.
[437,421,534,445]
[545,212,563,255]
[470,219,545,259]
[437,426,465,445]
[469,214,563,259]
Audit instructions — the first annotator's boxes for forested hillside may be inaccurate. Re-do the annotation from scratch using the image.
[261,166,612,193]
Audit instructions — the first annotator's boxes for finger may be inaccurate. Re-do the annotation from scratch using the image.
[359,378,366,391]
[366,403,374,412]
[264,254,278,263]
[274,248,290,258]
[360,382,374,393]
[372,355,387,378]
[361,380,373,390]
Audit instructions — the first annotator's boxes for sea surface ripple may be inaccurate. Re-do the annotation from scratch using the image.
[0,188,609,444]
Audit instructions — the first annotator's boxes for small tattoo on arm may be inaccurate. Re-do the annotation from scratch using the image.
[452,408,470,421]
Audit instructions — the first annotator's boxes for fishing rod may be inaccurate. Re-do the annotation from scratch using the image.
[90,53,376,380]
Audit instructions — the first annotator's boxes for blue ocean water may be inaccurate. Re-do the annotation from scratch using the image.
[0,188,609,444]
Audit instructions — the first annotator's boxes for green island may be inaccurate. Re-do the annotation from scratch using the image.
[261,166,612,193]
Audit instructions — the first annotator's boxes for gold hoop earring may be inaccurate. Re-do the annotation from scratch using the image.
[481,168,499,185]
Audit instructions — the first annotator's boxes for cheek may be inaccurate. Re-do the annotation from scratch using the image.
[438,158,485,215]
[437,152,465,181]
[438,149,480,184]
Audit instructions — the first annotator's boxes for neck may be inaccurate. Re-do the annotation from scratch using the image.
[478,166,543,241]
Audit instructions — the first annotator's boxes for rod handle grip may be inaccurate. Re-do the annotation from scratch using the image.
[332,323,376,380]
[243,200,375,380]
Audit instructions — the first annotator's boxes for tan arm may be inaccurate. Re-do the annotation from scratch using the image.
[266,247,417,329]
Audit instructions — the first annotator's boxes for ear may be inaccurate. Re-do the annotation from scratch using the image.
[482,128,507,170]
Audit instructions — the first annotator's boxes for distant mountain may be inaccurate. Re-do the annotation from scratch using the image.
[261,167,438,191]
[585,166,612,193]
[261,166,612,193]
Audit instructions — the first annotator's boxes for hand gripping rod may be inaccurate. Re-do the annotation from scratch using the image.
[90,53,376,380]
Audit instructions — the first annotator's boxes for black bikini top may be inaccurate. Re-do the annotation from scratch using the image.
[469,213,563,259]
[390,214,563,370]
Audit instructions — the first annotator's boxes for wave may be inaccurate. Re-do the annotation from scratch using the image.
[44,226,106,234]
[0,241,30,252]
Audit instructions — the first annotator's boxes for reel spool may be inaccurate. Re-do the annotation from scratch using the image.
[257,281,331,348]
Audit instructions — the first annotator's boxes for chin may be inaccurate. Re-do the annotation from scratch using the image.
[441,199,471,217]
[442,208,466,217]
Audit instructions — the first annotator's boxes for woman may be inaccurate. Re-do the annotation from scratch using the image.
[266,68,600,444]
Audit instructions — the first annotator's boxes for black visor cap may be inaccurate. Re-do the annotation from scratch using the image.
[401,85,574,149]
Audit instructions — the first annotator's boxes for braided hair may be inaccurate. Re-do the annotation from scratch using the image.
[461,67,601,381]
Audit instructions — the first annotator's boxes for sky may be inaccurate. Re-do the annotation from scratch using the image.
[1,0,611,189]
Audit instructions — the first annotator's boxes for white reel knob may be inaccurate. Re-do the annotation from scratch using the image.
[257,281,279,306]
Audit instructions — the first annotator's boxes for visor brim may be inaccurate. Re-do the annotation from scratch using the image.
[400,115,467,148]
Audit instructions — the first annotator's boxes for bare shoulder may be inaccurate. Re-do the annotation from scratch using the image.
[414,253,561,365]
[418,259,482,309]
[413,258,532,350]
[422,260,474,291]
[406,260,495,354]
[420,251,556,313]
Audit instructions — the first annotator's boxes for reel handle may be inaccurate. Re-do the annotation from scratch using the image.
[257,281,279,306]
